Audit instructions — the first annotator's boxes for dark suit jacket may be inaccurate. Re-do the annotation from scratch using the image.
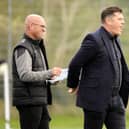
[67,27,129,112]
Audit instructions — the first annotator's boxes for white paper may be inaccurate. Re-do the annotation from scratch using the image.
[48,68,68,84]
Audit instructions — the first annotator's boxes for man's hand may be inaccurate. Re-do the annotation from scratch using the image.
[68,87,78,94]
[52,67,62,76]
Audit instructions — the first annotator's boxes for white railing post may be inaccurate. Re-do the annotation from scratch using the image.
[3,65,11,129]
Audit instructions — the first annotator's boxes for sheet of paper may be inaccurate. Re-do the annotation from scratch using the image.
[48,68,68,84]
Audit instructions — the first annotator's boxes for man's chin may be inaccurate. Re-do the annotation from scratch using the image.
[116,32,121,36]
[118,32,122,36]
[37,37,43,40]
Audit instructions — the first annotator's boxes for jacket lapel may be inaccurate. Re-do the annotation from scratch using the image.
[115,38,123,56]
[101,31,116,71]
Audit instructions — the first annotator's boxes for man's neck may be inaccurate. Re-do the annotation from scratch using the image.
[102,25,115,37]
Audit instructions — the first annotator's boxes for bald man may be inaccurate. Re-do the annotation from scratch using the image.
[12,14,62,129]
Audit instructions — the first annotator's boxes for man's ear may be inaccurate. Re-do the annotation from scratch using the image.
[105,16,113,25]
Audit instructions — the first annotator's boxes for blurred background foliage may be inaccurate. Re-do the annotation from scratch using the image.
[1,0,129,65]
[0,0,129,128]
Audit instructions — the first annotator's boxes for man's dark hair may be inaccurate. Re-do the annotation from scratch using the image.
[101,6,123,23]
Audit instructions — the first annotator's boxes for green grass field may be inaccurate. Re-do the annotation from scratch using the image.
[0,100,129,129]
[0,112,129,129]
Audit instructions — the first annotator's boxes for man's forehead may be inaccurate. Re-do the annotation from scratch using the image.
[25,15,45,24]
[113,12,123,17]
[107,12,124,20]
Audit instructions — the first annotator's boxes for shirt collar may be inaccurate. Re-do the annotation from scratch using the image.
[101,26,117,41]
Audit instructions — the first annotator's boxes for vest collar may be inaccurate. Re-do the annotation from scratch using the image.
[24,34,41,46]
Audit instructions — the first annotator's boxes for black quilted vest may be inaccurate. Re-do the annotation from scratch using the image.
[12,34,52,106]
